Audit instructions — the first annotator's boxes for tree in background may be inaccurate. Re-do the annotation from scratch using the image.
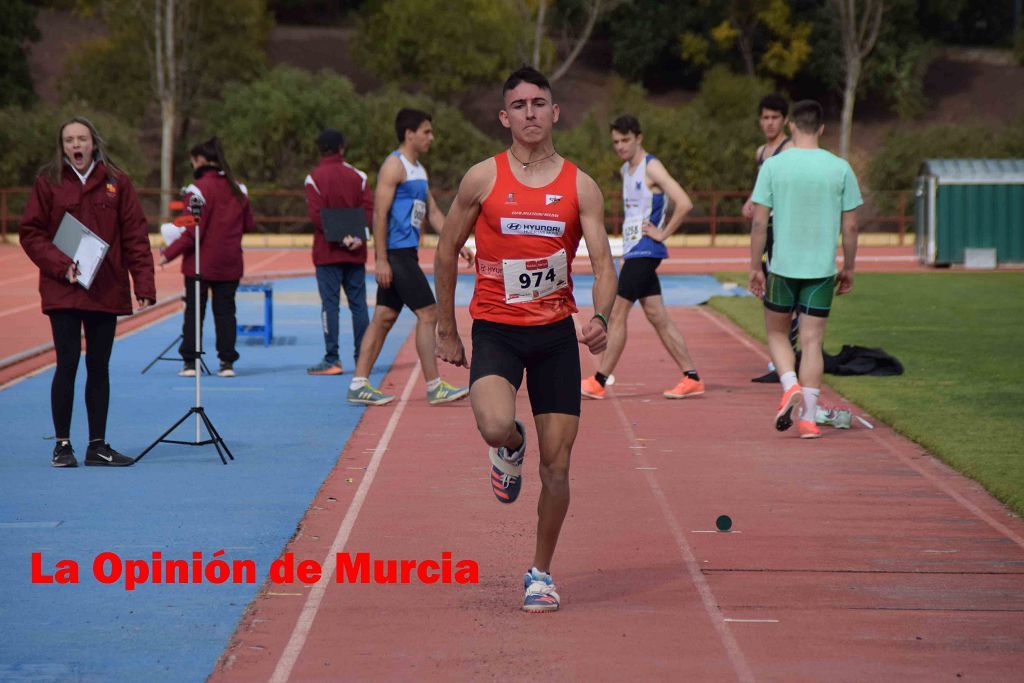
[680,0,812,80]
[558,67,769,220]
[606,0,704,85]
[0,0,41,107]
[353,0,529,99]
[203,66,499,197]
[525,0,631,82]
[0,103,145,187]
[64,0,270,214]
[834,0,882,158]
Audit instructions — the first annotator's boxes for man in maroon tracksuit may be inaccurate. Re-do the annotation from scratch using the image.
[162,138,254,377]
[304,129,372,375]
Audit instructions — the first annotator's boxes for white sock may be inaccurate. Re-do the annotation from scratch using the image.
[802,387,820,421]
[768,361,776,372]
[779,371,798,392]
[349,376,368,391]
[425,377,441,392]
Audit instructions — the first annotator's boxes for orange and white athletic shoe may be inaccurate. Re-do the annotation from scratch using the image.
[663,376,705,399]
[798,419,822,439]
[580,375,605,400]
[775,384,803,432]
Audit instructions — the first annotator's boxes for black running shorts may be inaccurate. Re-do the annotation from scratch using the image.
[617,257,662,302]
[470,316,581,417]
[376,248,435,312]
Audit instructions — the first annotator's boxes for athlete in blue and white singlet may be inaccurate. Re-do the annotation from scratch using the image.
[347,108,472,408]
[580,114,707,401]
[620,154,669,260]
[387,150,429,250]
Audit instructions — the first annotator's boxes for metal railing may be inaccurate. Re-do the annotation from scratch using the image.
[1,187,912,246]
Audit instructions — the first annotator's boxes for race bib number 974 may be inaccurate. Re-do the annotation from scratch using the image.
[502,249,569,304]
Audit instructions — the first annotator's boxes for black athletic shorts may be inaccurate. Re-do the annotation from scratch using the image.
[470,316,581,417]
[376,248,435,312]
[617,257,662,302]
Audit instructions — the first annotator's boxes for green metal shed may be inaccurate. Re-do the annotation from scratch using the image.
[914,159,1024,266]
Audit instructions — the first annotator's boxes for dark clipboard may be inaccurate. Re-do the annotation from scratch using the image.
[321,208,369,243]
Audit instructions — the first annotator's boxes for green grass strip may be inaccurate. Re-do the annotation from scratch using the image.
[708,272,1024,516]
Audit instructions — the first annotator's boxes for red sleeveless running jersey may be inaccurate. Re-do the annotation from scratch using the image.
[470,152,582,326]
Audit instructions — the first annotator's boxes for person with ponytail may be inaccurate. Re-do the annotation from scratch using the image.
[161,137,255,378]
[20,117,156,468]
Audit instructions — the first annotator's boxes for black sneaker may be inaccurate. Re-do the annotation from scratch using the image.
[84,442,135,467]
[217,362,235,378]
[51,441,77,468]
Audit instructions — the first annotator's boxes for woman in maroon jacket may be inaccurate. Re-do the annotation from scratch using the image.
[20,117,156,468]
[161,137,254,378]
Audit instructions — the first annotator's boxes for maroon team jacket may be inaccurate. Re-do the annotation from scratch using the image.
[19,162,156,315]
[163,167,255,280]
[305,154,373,267]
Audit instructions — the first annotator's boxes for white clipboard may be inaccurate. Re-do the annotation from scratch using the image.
[53,213,110,290]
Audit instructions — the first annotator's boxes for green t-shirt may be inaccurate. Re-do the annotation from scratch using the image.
[751,147,863,278]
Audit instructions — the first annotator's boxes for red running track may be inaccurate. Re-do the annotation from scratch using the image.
[209,305,1024,682]
[0,242,931,384]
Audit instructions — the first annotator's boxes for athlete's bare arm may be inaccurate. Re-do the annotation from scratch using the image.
[428,191,475,267]
[372,155,404,289]
[742,144,766,219]
[577,170,615,355]
[748,203,770,297]
[643,159,693,241]
[435,158,496,368]
[837,208,858,295]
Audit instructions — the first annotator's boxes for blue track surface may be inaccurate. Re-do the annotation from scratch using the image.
[0,273,745,682]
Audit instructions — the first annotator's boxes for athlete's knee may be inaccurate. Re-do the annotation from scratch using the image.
[415,304,437,326]
[375,308,399,331]
[476,415,516,448]
[642,305,668,328]
[539,458,571,490]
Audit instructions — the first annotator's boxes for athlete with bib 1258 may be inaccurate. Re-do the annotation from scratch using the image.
[434,66,616,613]
[580,114,706,402]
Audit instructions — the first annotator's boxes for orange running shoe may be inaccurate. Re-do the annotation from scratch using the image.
[581,375,605,400]
[775,384,803,432]
[663,376,705,399]
[798,419,822,439]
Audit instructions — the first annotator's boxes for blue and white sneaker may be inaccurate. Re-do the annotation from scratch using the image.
[522,567,560,613]
[489,419,526,504]
[348,383,396,406]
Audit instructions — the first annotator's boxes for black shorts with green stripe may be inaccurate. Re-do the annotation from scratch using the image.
[764,273,836,318]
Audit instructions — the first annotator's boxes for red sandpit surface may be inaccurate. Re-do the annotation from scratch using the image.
[206,305,1024,682]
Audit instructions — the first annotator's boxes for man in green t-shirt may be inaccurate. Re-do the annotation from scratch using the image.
[749,100,862,439]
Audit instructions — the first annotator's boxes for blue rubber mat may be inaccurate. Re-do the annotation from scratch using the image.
[0,272,742,682]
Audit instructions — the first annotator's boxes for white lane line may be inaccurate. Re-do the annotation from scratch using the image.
[696,308,769,361]
[724,618,779,623]
[698,306,1024,553]
[0,300,40,320]
[605,389,755,683]
[269,360,421,683]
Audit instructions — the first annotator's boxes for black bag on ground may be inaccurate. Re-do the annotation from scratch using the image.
[823,345,904,376]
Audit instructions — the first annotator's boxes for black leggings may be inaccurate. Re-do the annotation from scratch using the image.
[178,277,240,363]
[48,309,117,441]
